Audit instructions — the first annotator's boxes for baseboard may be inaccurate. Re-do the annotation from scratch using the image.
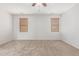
[62,39,79,49]
[16,38,61,40]
[0,39,12,45]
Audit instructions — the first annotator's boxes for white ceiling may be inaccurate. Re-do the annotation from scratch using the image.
[0,3,76,14]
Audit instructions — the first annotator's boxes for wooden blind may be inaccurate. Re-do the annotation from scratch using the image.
[20,18,28,32]
[51,17,59,32]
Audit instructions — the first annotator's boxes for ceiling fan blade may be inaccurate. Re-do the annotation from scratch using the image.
[42,3,47,7]
[32,3,36,6]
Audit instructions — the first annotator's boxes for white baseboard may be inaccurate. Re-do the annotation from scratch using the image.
[16,38,61,40]
[62,39,79,49]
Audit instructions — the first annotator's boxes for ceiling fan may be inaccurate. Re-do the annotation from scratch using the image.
[32,3,47,7]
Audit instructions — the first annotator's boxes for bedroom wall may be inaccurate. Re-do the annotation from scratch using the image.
[60,4,79,49]
[13,14,61,40]
[0,10,13,44]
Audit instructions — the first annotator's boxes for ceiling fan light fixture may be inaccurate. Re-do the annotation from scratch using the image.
[42,3,47,7]
[32,3,36,6]
[32,3,47,7]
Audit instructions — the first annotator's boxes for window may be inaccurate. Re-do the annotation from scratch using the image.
[51,16,59,32]
[20,18,28,32]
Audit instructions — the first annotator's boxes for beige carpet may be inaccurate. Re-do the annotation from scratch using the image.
[0,40,79,56]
